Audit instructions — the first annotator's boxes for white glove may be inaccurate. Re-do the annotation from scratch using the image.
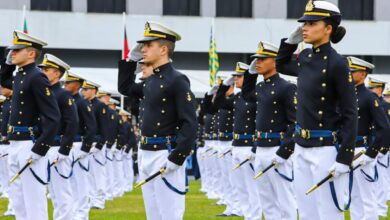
[5,50,12,65]
[359,154,376,168]
[286,26,303,45]
[272,155,287,166]
[90,147,99,154]
[329,162,350,178]
[53,152,68,164]
[26,151,42,163]
[163,160,180,174]
[207,84,219,95]
[249,59,258,74]
[111,147,118,154]
[75,150,88,160]
[223,76,234,86]
[128,43,143,62]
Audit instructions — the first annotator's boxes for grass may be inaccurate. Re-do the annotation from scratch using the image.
[0,180,389,219]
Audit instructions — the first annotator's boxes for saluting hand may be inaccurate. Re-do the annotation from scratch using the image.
[286,26,304,45]
[249,59,257,75]
[128,43,143,62]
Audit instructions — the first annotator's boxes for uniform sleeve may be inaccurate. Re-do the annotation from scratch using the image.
[276,83,297,159]
[118,60,144,99]
[241,72,258,103]
[58,92,79,155]
[332,58,358,165]
[366,96,390,158]
[0,59,15,89]
[213,85,234,110]
[169,75,198,165]
[31,74,61,156]
[116,118,128,150]
[80,101,97,153]
[95,104,111,150]
[202,93,218,114]
[276,38,299,77]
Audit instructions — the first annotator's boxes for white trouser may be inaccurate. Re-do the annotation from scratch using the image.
[231,147,262,220]
[139,149,186,220]
[0,144,14,213]
[70,142,91,220]
[350,147,378,220]
[203,140,217,196]
[122,149,134,192]
[218,141,241,214]
[293,144,349,220]
[8,140,49,220]
[89,144,107,208]
[112,148,125,197]
[104,148,115,200]
[207,140,222,198]
[47,146,74,220]
[254,146,297,220]
[375,152,389,217]
[196,147,206,191]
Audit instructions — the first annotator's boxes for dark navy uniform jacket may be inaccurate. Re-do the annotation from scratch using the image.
[213,86,234,142]
[90,97,111,150]
[214,85,256,147]
[276,39,358,165]
[201,93,218,141]
[124,121,137,154]
[1,62,60,156]
[355,84,390,158]
[122,62,197,165]
[73,93,97,153]
[0,98,11,144]
[242,73,296,159]
[51,82,79,156]
[378,96,390,154]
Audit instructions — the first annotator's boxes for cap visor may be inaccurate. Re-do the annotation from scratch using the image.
[7,44,28,50]
[251,54,275,59]
[232,72,244,76]
[298,15,325,22]
[136,36,160,43]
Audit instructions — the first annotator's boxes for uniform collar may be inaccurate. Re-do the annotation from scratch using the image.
[153,62,172,75]
[73,93,81,99]
[51,82,61,90]
[264,73,280,83]
[356,83,365,91]
[312,42,331,54]
[17,62,36,72]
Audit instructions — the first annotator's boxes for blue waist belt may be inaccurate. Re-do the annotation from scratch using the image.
[8,126,38,134]
[74,135,82,142]
[295,124,337,141]
[256,131,284,139]
[233,133,254,140]
[140,136,176,145]
[219,132,233,139]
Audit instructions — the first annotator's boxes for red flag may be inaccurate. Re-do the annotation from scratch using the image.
[123,27,129,60]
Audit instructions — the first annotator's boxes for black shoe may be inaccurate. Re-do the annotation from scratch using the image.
[216,213,228,217]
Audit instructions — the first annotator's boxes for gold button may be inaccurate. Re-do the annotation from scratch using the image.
[20,91,23,94]
[153,145,157,149]
[321,97,325,101]
[273,101,277,104]
[157,122,160,126]
[271,119,274,123]
[321,83,326,87]
[308,54,312,58]
[319,123,323,127]
[318,111,323,115]
[271,91,275,95]
[19,111,22,115]
[322,69,326,73]
[319,137,323,141]
[160,85,163,88]
[162,98,166,102]
[316,48,320,53]
[23,72,26,75]
[21,81,23,84]
[161,110,165,114]
[298,63,301,66]
[274,110,278,114]
[324,56,327,60]
[17,121,21,125]
[153,134,157,137]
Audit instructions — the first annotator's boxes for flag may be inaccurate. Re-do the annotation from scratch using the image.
[208,21,219,87]
[22,5,28,34]
[122,12,129,60]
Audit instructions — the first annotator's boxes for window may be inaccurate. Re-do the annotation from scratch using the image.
[216,0,252,18]
[339,0,373,20]
[163,0,200,16]
[287,0,307,19]
[87,0,126,13]
[31,0,71,11]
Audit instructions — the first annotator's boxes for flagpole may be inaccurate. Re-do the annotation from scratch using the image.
[211,18,215,87]
[121,11,126,111]
[22,5,28,33]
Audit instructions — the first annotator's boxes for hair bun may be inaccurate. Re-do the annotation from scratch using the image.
[331,26,346,44]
